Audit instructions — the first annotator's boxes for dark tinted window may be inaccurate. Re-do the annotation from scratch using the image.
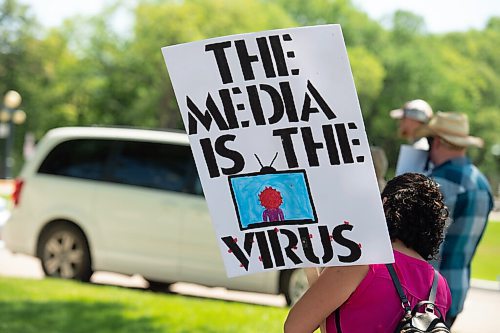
[38,139,112,180]
[109,141,194,192]
[192,176,204,196]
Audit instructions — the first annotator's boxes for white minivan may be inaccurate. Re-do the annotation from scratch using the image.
[3,126,307,304]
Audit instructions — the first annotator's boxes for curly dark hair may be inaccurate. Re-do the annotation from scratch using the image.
[381,173,448,260]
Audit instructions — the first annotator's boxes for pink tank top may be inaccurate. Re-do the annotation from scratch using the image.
[326,250,451,333]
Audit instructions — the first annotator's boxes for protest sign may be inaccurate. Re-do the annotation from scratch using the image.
[395,144,429,176]
[162,24,393,277]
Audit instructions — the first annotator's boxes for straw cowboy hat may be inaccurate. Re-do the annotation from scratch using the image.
[415,111,484,148]
[390,99,433,123]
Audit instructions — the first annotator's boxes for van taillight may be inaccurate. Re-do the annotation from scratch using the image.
[12,179,24,207]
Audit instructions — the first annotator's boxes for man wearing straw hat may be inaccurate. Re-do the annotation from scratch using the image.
[416,111,494,327]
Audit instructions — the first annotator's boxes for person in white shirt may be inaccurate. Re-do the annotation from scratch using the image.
[390,99,433,150]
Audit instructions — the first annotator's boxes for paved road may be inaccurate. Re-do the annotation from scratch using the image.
[0,242,498,332]
[489,198,500,221]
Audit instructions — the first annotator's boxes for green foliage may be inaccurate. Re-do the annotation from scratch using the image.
[127,0,295,128]
[272,0,387,49]
[0,277,288,333]
[391,10,426,42]
[0,0,498,188]
[348,46,386,121]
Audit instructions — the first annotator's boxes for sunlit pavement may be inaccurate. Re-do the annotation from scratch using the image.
[0,242,498,332]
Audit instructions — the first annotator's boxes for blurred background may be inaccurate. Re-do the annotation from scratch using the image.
[1,0,499,191]
[1,1,499,332]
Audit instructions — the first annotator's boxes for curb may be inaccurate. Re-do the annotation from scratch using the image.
[471,278,500,291]
[1,240,498,292]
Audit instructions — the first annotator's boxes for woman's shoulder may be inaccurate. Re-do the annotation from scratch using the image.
[393,249,431,266]
[390,251,451,310]
[367,250,431,277]
[347,250,449,303]
[365,251,440,298]
[391,250,436,282]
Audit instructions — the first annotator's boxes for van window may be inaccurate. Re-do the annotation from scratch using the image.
[38,139,112,181]
[38,137,198,194]
[109,141,193,193]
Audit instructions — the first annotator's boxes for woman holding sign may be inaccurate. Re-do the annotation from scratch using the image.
[284,173,451,333]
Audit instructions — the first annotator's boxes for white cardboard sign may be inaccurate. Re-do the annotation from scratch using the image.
[162,25,393,277]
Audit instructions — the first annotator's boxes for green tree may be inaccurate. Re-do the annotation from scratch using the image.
[1,0,498,186]
[391,10,426,43]
[0,0,38,92]
[270,0,388,50]
[127,0,296,129]
[348,46,386,128]
[0,0,44,174]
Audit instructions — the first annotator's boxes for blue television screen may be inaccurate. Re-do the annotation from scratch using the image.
[229,170,317,231]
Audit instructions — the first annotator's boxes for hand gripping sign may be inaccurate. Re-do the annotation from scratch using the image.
[162,25,393,278]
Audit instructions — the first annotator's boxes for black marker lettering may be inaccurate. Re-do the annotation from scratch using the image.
[260,84,284,124]
[301,94,320,122]
[267,230,285,267]
[235,39,259,81]
[298,227,320,264]
[269,35,288,76]
[332,224,361,263]
[256,37,276,78]
[214,134,245,176]
[186,95,229,135]
[273,127,299,168]
[221,232,255,270]
[318,225,334,264]
[199,138,220,178]
[280,81,299,122]
[323,124,341,165]
[256,231,274,269]
[306,80,336,119]
[246,85,266,126]
[218,89,238,129]
[205,41,233,84]
[335,123,354,164]
[301,127,323,167]
[279,229,302,264]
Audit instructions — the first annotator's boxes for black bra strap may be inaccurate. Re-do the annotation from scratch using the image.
[334,308,342,333]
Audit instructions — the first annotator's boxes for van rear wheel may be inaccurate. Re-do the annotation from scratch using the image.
[38,223,92,282]
[281,268,309,306]
[146,279,172,292]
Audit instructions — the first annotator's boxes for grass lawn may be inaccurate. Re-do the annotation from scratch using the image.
[471,221,500,281]
[0,277,288,333]
[0,223,496,333]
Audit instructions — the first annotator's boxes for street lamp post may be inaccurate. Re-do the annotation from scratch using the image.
[1,90,26,179]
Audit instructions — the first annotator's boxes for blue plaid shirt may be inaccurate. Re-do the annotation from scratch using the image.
[430,156,494,318]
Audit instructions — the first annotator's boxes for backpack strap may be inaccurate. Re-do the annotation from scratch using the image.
[385,264,412,313]
[425,269,440,313]
[428,269,439,303]
[387,264,441,314]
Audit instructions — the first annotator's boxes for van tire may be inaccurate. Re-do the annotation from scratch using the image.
[38,222,93,282]
[146,279,171,292]
[280,268,309,306]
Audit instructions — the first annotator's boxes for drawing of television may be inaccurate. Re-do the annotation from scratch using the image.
[228,168,318,231]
